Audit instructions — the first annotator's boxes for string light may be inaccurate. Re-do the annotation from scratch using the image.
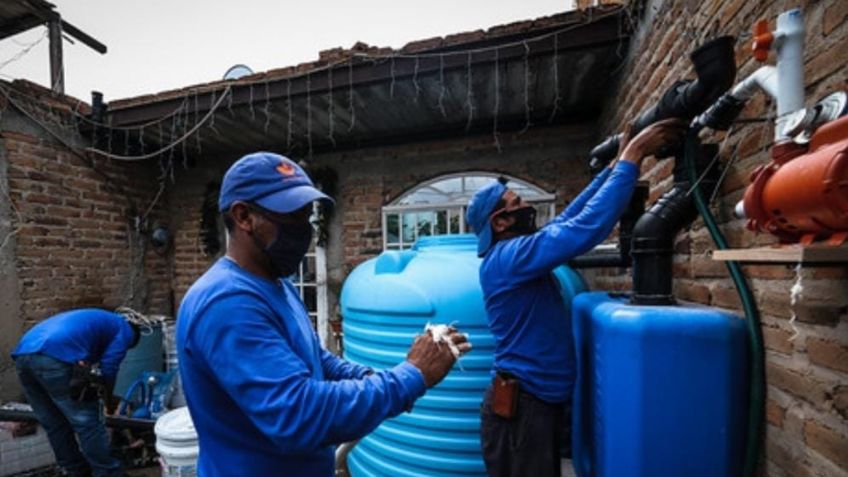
[263,80,272,134]
[389,56,396,99]
[194,90,202,157]
[492,47,501,152]
[520,41,532,134]
[327,68,336,147]
[208,89,219,135]
[348,59,356,132]
[438,54,447,118]
[548,32,561,123]
[465,52,475,132]
[412,57,421,103]
[286,78,293,152]
[306,71,313,158]
[84,86,232,161]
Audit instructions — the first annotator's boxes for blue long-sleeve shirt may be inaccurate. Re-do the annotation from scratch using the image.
[479,161,637,403]
[12,308,135,381]
[176,257,426,477]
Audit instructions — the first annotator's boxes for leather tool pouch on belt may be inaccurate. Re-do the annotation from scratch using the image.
[69,363,103,402]
[492,372,519,420]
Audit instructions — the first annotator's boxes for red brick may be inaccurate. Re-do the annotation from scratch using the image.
[766,399,785,428]
[824,0,848,35]
[763,326,794,354]
[806,338,848,373]
[766,362,829,407]
[804,421,848,471]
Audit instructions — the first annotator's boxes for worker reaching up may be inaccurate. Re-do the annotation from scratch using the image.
[467,119,687,477]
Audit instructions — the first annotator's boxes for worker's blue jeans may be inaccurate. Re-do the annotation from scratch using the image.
[14,353,122,477]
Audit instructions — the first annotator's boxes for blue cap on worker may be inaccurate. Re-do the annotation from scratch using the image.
[466,181,507,257]
[218,152,333,213]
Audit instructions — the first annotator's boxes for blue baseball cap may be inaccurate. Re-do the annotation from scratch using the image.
[218,152,332,213]
[466,181,507,257]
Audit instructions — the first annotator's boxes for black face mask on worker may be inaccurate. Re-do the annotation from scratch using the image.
[253,219,314,278]
[502,206,537,235]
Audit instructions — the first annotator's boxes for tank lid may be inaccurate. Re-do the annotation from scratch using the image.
[412,234,478,252]
[154,406,197,441]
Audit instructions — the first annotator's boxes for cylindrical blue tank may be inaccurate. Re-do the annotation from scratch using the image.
[571,292,749,477]
[341,235,586,477]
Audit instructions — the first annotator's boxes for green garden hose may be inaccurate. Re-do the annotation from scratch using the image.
[684,130,765,477]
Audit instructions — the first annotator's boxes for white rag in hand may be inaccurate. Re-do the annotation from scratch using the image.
[424,323,469,359]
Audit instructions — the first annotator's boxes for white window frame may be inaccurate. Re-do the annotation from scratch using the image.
[382,172,556,250]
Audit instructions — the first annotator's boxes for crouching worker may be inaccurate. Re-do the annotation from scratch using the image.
[466,119,687,477]
[177,152,471,477]
[12,307,146,477]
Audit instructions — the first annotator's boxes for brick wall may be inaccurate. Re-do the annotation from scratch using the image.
[0,83,171,400]
[590,0,848,475]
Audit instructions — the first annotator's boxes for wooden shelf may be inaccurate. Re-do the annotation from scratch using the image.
[711,244,848,263]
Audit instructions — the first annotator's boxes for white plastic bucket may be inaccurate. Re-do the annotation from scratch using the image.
[155,407,198,477]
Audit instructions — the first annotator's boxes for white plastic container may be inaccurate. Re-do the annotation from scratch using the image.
[155,407,198,477]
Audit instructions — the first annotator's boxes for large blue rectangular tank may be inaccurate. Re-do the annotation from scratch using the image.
[571,292,748,477]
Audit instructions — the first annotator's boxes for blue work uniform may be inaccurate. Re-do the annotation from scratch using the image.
[12,308,134,477]
[177,257,426,477]
[12,308,135,383]
[480,161,638,403]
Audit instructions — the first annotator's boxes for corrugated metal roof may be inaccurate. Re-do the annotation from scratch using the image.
[94,5,632,158]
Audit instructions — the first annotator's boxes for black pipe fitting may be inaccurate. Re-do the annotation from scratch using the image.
[588,36,737,172]
[630,144,720,305]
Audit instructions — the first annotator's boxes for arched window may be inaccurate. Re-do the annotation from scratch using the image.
[382,172,556,250]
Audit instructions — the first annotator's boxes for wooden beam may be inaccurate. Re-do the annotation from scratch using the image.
[60,19,107,54]
[711,245,848,263]
[48,18,63,94]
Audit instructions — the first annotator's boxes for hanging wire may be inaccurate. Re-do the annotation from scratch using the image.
[438,54,448,118]
[208,89,220,136]
[348,59,356,132]
[492,47,502,152]
[85,86,232,161]
[389,55,396,99]
[327,67,336,147]
[194,90,202,157]
[412,56,421,103]
[263,79,272,134]
[520,41,532,134]
[248,83,256,120]
[0,28,48,72]
[548,32,561,123]
[306,71,313,158]
[465,52,475,132]
[286,78,294,151]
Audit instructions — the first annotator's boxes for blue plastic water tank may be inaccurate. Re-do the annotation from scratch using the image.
[571,292,748,477]
[341,235,587,477]
[114,325,164,398]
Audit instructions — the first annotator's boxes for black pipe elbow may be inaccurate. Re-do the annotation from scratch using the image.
[587,36,736,169]
[631,35,737,134]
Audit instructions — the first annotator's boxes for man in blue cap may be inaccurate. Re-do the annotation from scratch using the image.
[12,308,143,477]
[468,120,686,477]
[177,152,469,476]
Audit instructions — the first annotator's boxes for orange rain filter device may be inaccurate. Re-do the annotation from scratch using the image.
[743,115,848,244]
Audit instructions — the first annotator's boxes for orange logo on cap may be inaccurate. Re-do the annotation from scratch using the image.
[276,162,296,176]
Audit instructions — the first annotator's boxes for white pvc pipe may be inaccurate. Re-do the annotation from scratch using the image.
[775,9,805,117]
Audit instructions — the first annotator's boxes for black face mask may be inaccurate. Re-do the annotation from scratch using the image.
[255,221,314,278]
[504,206,537,235]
